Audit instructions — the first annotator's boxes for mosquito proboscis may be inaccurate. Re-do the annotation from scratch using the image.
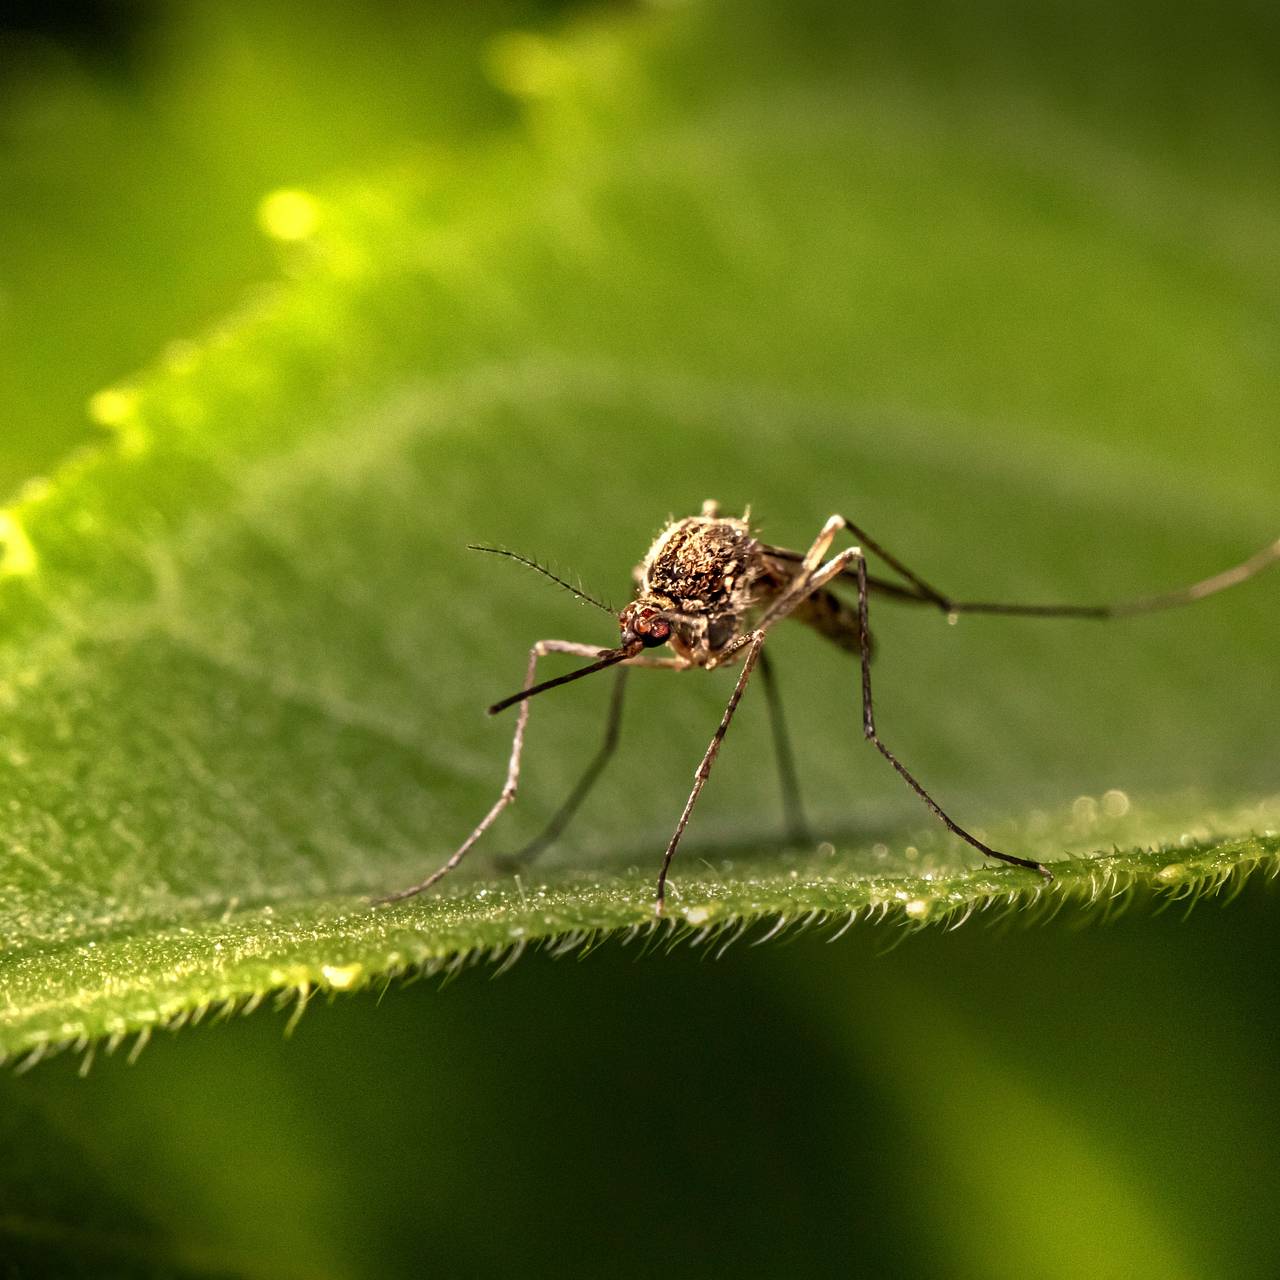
[376,500,1279,914]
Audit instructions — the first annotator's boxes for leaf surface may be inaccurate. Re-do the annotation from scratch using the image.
[3,1,1279,1062]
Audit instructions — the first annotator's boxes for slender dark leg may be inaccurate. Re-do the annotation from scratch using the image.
[826,521,1280,621]
[758,650,810,844]
[502,667,629,869]
[838,517,952,608]
[849,550,1052,881]
[656,633,766,913]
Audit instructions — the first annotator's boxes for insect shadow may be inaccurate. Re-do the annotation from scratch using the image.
[376,501,1279,915]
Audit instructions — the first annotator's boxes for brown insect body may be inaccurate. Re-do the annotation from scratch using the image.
[623,502,776,665]
[622,501,866,664]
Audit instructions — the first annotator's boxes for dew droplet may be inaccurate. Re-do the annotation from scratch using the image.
[1102,789,1131,818]
[321,963,364,990]
[1072,795,1099,826]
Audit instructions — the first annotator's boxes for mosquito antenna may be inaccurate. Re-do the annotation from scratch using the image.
[468,545,615,615]
[488,644,640,716]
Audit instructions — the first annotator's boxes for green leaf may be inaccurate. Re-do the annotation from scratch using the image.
[3,0,1279,1063]
[0,0,529,496]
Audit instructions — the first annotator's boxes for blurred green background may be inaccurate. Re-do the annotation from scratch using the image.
[2,1,1278,1277]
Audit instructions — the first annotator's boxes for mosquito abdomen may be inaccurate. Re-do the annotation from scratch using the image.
[793,587,872,655]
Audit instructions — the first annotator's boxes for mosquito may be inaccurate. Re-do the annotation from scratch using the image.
[377,500,1279,914]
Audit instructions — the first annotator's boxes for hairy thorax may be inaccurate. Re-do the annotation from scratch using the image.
[633,503,780,664]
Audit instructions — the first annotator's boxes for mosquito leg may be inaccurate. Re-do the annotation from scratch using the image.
[800,514,847,573]
[848,550,1052,881]
[755,539,861,633]
[758,649,810,844]
[495,652,690,868]
[1068,536,1280,618]
[656,632,766,913]
[374,639,608,905]
[657,541,896,908]
[837,516,952,608]
[828,519,1280,621]
[501,667,629,869]
[731,518,847,639]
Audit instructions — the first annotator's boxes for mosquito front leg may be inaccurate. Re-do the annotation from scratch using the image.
[500,648,699,868]
[656,632,766,913]
[502,666,630,870]
[374,639,608,905]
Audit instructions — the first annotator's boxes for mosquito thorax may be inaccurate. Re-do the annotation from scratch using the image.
[629,502,770,663]
[641,511,757,605]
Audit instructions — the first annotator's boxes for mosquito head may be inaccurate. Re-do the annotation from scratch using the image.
[618,598,672,649]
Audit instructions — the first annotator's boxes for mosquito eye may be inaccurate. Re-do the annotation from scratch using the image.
[626,608,670,646]
[620,603,672,648]
[641,616,671,646]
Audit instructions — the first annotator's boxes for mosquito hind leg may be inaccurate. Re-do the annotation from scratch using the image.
[829,515,1280,621]
[374,639,607,905]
